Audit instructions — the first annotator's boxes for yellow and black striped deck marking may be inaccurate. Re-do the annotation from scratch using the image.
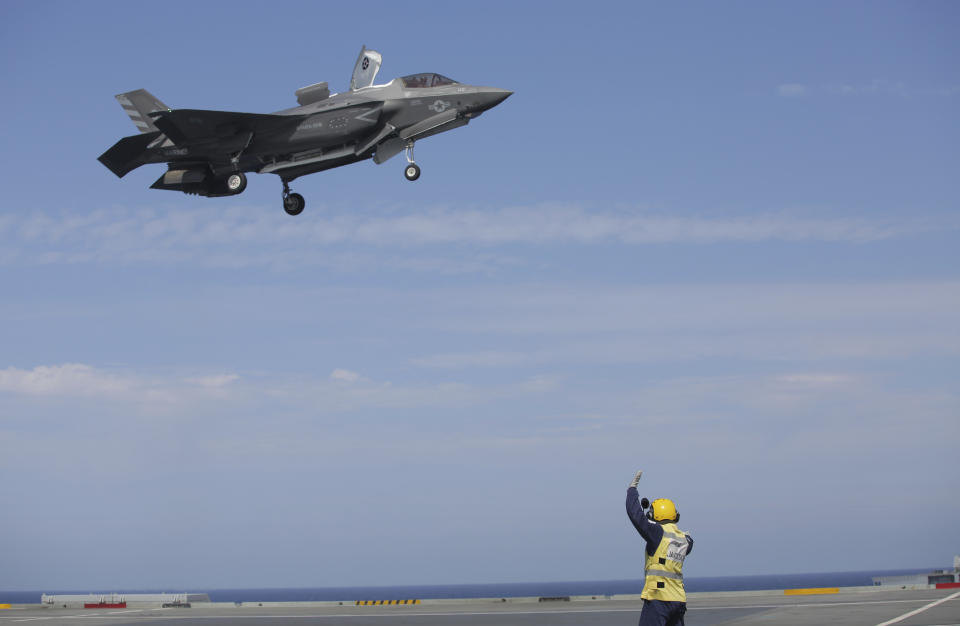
[355,599,421,606]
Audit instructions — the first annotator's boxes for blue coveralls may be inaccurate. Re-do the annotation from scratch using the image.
[626,486,694,626]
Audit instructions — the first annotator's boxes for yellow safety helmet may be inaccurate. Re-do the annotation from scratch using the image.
[647,498,679,523]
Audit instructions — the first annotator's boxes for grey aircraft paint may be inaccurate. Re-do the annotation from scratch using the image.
[98,47,512,215]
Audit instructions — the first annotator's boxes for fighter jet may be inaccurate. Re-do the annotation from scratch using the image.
[98,47,512,215]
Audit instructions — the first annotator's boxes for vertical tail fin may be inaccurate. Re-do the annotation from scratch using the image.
[115,89,170,134]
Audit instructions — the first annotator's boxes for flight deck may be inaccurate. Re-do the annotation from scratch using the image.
[3,587,958,625]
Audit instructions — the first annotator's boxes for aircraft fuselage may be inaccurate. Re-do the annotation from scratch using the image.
[98,51,512,215]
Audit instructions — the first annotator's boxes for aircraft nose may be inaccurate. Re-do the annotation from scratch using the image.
[478,88,513,111]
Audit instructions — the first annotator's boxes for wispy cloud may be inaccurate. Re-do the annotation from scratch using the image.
[185,373,240,388]
[777,79,959,98]
[0,363,239,407]
[412,281,960,335]
[610,372,960,463]
[826,79,908,96]
[412,329,960,369]
[329,368,363,384]
[1,205,953,272]
[775,372,857,387]
[778,83,806,97]
[407,281,960,371]
[0,363,135,398]
[0,362,554,416]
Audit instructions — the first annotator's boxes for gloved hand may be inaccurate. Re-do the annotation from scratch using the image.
[641,497,650,509]
[629,470,643,488]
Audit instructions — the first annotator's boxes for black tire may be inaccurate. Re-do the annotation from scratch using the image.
[225,172,247,195]
[283,193,305,216]
[404,163,421,181]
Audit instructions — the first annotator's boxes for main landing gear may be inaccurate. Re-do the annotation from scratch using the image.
[279,140,422,215]
[225,172,247,195]
[404,141,421,181]
[282,180,305,216]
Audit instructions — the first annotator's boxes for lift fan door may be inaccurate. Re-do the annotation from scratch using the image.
[350,46,382,91]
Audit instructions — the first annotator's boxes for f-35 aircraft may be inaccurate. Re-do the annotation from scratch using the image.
[98,47,511,215]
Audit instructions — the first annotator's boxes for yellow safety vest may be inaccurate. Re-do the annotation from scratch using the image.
[641,522,689,602]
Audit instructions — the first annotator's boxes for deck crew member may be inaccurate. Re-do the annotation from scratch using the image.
[626,470,693,626]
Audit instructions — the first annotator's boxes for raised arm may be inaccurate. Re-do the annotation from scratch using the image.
[625,471,663,551]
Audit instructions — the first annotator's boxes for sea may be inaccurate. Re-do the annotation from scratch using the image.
[0,568,936,604]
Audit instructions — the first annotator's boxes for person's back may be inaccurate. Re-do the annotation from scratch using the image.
[626,471,693,626]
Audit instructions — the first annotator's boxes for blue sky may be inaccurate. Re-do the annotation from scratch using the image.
[1,1,958,590]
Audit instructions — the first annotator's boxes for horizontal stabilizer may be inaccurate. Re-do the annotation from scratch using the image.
[150,109,292,144]
[98,131,162,177]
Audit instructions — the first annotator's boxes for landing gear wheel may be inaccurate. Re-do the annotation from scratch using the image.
[226,172,247,194]
[283,192,305,216]
[404,163,421,181]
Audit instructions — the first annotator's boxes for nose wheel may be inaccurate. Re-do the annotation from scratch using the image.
[403,142,421,181]
[281,180,305,216]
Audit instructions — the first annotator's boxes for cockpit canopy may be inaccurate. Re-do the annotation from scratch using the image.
[400,73,459,89]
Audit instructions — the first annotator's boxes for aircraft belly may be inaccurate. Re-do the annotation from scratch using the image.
[253,103,384,177]
[266,153,370,182]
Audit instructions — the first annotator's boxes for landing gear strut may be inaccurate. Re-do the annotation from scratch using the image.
[282,180,305,216]
[404,141,421,181]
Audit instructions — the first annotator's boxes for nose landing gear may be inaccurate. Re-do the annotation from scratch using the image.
[404,141,421,181]
[282,180,305,216]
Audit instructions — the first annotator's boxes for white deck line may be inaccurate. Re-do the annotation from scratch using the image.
[874,590,960,626]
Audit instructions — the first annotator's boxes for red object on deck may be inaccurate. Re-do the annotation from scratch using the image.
[84,602,127,609]
[935,582,960,589]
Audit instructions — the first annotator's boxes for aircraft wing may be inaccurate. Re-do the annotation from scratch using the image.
[150,109,294,145]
